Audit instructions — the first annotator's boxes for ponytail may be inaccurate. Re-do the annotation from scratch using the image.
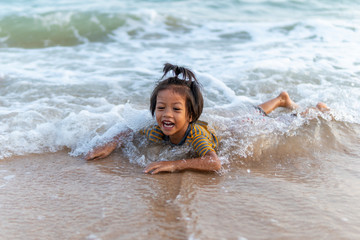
[150,63,204,123]
[162,63,197,83]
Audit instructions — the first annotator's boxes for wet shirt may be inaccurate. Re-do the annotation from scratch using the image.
[140,121,218,157]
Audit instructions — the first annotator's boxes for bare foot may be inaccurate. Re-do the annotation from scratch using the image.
[300,102,331,117]
[316,102,330,112]
[278,91,298,110]
[257,91,299,115]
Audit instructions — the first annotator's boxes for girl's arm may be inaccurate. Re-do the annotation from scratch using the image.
[143,151,221,174]
[85,129,132,161]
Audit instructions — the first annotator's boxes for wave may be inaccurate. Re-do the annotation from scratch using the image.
[0,9,201,49]
[219,117,360,167]
[0,11,130,48]
[1,98,359,167]
[1,9,358,50]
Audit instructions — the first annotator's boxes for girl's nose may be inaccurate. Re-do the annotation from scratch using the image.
[163,107,172,117]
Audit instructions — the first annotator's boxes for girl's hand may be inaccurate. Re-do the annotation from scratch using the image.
[143,151,221,174]
[84,129,132,161]
[143,161,177,174]
[85,141,117,161]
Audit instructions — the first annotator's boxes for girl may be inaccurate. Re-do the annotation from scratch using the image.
[86,63,221,174]
[86,63,330,174]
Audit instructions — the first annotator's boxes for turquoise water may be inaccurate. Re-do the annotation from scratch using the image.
[1,1,360,239]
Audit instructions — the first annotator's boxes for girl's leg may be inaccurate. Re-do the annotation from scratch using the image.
[258,91,298,115]
[300,102,330,116]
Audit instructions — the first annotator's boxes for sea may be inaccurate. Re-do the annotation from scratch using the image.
[1,0,360,239]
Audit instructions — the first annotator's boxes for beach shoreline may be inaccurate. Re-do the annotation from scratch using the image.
[1,149,359,240]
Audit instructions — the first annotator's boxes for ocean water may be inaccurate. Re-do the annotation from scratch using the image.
[1,0,360,239]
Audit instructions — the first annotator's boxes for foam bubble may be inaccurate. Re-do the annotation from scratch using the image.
[3,175,15,181]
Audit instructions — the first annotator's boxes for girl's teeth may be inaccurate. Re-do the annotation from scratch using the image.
[163,122,174,127]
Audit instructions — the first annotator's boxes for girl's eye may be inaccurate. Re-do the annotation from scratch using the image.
[157,107,165,110]
[174,108,181,111]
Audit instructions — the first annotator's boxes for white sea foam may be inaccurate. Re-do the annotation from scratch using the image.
[3,175,15,181]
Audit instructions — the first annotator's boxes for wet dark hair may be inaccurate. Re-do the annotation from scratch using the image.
[150,63,204,123]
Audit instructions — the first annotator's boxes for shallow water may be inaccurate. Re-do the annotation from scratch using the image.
[1,144,359,239]
[1,0,360,239]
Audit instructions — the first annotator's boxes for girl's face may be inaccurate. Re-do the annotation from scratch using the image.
[155,88,191,144]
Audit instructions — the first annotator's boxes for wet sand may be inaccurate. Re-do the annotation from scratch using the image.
[1,148,360,240]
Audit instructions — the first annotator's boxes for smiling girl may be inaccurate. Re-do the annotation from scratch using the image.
[86,63,221,174]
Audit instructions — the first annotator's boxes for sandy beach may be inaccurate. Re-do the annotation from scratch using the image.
[1,147,359,240]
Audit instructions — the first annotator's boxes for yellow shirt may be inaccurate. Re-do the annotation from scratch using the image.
[140,120,218,157]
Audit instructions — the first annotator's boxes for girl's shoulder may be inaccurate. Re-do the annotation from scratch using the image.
[190,120,217,137]
[140,124,164,142]
[188,120,219,156]
[194,120,208,127]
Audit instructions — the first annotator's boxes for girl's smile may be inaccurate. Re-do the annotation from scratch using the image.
[155,88,191,144]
